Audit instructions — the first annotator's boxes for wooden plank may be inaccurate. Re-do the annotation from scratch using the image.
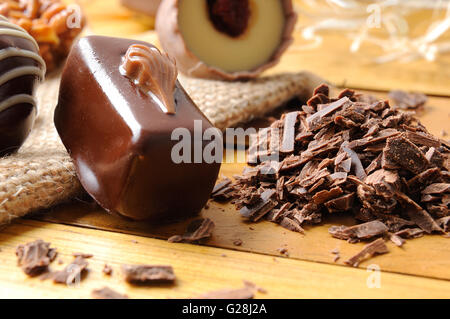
[0,219,448,299]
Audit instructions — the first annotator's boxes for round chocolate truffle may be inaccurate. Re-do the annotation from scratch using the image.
[0,15,45,156]
[156,0,297,80]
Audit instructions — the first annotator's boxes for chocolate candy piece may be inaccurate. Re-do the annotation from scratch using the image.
[120,0,162,17]
[156,0,297,80]
[0,15,45,156]
[54,36,221,221]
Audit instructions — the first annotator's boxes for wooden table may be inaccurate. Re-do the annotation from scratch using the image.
[0,0,449,299]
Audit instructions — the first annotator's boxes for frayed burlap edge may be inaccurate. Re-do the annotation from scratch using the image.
[0,71,324,225]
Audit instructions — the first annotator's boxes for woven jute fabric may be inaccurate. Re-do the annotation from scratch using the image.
[0,71,323,225]
[180,72,324,130]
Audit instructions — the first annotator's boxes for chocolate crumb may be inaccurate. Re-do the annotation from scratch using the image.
[52,256,89,284]
[345,238,389,267]
[103,264,113,276]
[91,287,128,299]
[233,239,243,246]
[277,248,289,257]
[388,90,427,110]
[395,228,425,239]
[329,220,388,241]
[122,265,175,284]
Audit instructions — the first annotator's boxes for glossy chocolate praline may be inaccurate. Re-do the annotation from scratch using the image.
[0,16,45,156]
[54,36,221,222]
[156,0,297,80]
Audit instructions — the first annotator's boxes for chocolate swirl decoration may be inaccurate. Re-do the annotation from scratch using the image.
[120,44,178,114]
[0,15,45,114]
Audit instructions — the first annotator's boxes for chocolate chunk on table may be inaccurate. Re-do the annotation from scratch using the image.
[15,240,57,277]
[122,265,176,284]
[395,191,444,234]
[395,228,425,239]
[345,238,389,267]
[52,256,89,285]
[103,264,113,276]
[384,135,430,174]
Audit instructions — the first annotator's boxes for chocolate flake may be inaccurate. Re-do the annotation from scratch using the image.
[422,183,450,195]
[395,228,424,239]
[384,135,430,174]
[16,240,57,277]
[329,220,388,241]
[211,84,449,267]
[280,217,304,234]
[122,265,175,284]
[395,191,444,234]
[240,189,277,222]
[345,238,389,267]
[388,90,427,110]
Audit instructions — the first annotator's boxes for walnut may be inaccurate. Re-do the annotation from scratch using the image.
[1,0,86,72]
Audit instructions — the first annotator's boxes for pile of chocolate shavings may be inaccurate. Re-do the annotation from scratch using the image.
[121,265,176,285]
[212,84,449,264]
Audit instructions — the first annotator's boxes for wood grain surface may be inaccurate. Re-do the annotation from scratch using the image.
[0,220,449,299]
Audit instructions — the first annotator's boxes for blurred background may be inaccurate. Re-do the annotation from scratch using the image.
[69,0,450,96]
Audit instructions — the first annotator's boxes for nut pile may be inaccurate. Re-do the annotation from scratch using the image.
[212,84,449,257]
[0,0,85,72]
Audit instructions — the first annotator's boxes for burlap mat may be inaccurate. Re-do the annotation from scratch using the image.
[0,71,324,225]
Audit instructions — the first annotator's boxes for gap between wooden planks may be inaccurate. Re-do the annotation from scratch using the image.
[0,219,449,299]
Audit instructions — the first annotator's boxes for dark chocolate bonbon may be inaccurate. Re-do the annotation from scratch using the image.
[55,36,221,221]
[0,15,45,156]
